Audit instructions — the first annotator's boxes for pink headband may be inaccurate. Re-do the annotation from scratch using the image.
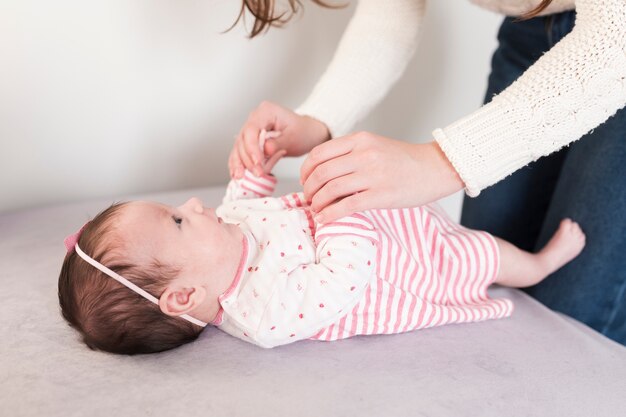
[65,224,207,328]
[64,224,86,253]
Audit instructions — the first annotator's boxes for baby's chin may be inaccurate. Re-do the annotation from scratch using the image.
[218,217,243,236]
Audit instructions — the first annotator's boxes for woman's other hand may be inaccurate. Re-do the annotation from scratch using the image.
[229,101,331,178]
[300,132,464,223]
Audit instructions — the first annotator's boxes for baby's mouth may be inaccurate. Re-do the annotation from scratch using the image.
[217,217,223,224]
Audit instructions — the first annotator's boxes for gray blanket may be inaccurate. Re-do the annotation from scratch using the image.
[1,183,625,417]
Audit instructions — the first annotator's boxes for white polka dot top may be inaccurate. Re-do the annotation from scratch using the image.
[211,171,513,348]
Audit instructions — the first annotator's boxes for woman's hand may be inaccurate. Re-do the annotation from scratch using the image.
[300,132,465,223]
[229,101,331,178]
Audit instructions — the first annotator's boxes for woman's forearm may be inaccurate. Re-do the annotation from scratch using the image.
[295,0,426,138]
[434,0,626,197]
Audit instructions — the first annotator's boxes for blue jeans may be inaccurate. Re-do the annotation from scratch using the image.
[460,12,626,345]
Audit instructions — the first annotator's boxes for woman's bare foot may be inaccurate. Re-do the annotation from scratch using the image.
[538,218,586,276]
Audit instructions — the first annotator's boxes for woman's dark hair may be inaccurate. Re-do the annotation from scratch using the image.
[233,0,345,38]
[519,0,555,20]
[233,1,556,38]
[58,202,203,355]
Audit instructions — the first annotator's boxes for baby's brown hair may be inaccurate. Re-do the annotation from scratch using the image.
[58,202,203,355]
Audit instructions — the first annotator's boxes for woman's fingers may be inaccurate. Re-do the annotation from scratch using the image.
[228,148,242,178]
[314,190,373,224]
[236,133,256,174]
[309,173,366,214]
[243,127,267,176]
[302,154,359,207]
[300,136,355,185]
[303,132,411,222]
[239,126,265,176]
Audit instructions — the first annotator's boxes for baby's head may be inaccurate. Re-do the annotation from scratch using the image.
[58,197,243,355]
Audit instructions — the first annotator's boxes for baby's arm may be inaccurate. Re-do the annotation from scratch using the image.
[222,170,277,203]
[223,130,286,204]
[254,213,379,348]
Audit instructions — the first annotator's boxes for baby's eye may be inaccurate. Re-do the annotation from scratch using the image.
[172,215,183,227]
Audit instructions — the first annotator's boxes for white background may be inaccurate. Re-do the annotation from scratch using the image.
[0,0,502,218]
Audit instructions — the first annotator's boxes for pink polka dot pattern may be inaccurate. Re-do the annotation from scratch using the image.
[216,173,511,348]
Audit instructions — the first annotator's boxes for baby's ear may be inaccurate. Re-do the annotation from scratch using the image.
[158,286,206,317]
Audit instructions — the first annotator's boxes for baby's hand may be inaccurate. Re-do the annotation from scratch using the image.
[260,129,287,175]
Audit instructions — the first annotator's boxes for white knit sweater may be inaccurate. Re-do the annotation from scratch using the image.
[295,0,626,196]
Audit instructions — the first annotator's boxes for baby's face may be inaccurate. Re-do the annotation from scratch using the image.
[116,197,243,279]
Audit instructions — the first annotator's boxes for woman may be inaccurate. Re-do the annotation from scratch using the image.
[228,0,626,344]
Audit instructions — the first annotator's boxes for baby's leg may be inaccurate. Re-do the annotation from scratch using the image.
[494,218,586,288]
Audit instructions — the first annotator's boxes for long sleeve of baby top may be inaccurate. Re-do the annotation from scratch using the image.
[295,0,626,197]
[222,170,277,203]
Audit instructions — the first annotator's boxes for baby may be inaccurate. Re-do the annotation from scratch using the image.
[58,160,586,354]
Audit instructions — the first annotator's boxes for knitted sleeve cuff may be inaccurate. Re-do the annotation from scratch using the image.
[434,0,626,197]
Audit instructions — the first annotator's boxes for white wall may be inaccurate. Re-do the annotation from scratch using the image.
[0,0,502,218]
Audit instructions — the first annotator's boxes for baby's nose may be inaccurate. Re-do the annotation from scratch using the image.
[181,197,205,214]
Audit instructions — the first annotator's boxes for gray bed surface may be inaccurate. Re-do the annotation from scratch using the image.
[1,182,625,417]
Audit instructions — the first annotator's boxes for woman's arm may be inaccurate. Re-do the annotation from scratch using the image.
[229,0,424,177]
[296,0,426,137]
[434,0,626,196]
[301,0,625,223]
